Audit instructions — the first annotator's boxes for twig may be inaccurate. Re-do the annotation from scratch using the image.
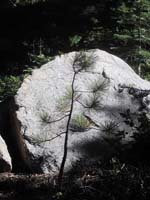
[31,132,66,144]
[9,0,17,7]
[75,90,93,93]
[40,114,69,124]
[58,71,77,188]
[75,99,90,108]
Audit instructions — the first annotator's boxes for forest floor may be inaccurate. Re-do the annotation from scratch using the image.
[0,158,150,200]
[0,171,98,200]
[0,173,57,200]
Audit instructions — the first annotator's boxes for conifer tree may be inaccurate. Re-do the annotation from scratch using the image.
[112,0,150,78]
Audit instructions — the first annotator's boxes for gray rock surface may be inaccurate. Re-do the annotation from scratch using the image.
[15,49,150,174]
[0,135,12,172]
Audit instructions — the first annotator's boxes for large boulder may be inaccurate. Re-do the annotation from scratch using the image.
[0,135,12,172]
[15,49,150,174]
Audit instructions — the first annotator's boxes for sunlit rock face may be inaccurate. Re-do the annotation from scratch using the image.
[0,135,12,172]
[15,49,150,174]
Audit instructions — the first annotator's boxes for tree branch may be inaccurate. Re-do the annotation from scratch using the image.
[40,114,69,124]
[31,131,66,145]
[58,71,77,188]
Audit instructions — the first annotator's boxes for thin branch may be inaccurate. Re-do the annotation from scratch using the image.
[76,97,102,111]
[31,132,66,144]
[58,52,99,188]
[75,90,93,93]
[9,0,17,7]
[58,71,77,188]
[83,114,100,128]
[40,114,69,124]
[76,99,90,108]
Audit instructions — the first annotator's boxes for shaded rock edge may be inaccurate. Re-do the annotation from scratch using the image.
[0,98,33,173]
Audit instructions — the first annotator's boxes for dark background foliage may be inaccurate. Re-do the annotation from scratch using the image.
[1,0,150,76]
[1,1,150,199]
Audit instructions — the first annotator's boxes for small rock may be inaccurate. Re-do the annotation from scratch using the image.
[0,135,12,172]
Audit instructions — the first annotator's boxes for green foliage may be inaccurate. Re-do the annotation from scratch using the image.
[138,49,150,59]
[101,120,125,152]
[29,53,54,66]
[0,75,22,101]
[83,27,104,47]
[57,98,70,113]
[73,51,97,72]
[90,79,109,94]
[112,0,150,76]
[101,120,119,135]
[84,94,102,111]
[70,114,90,132]
[40,112,51,124]
[29,132,49,145]
[56,86,73,112]
[23,67,33,75]
[113,34,133,44]
[4,0,150,80]
[69,35,82,47]
[144,73,150,81]
[82,78,109,111]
